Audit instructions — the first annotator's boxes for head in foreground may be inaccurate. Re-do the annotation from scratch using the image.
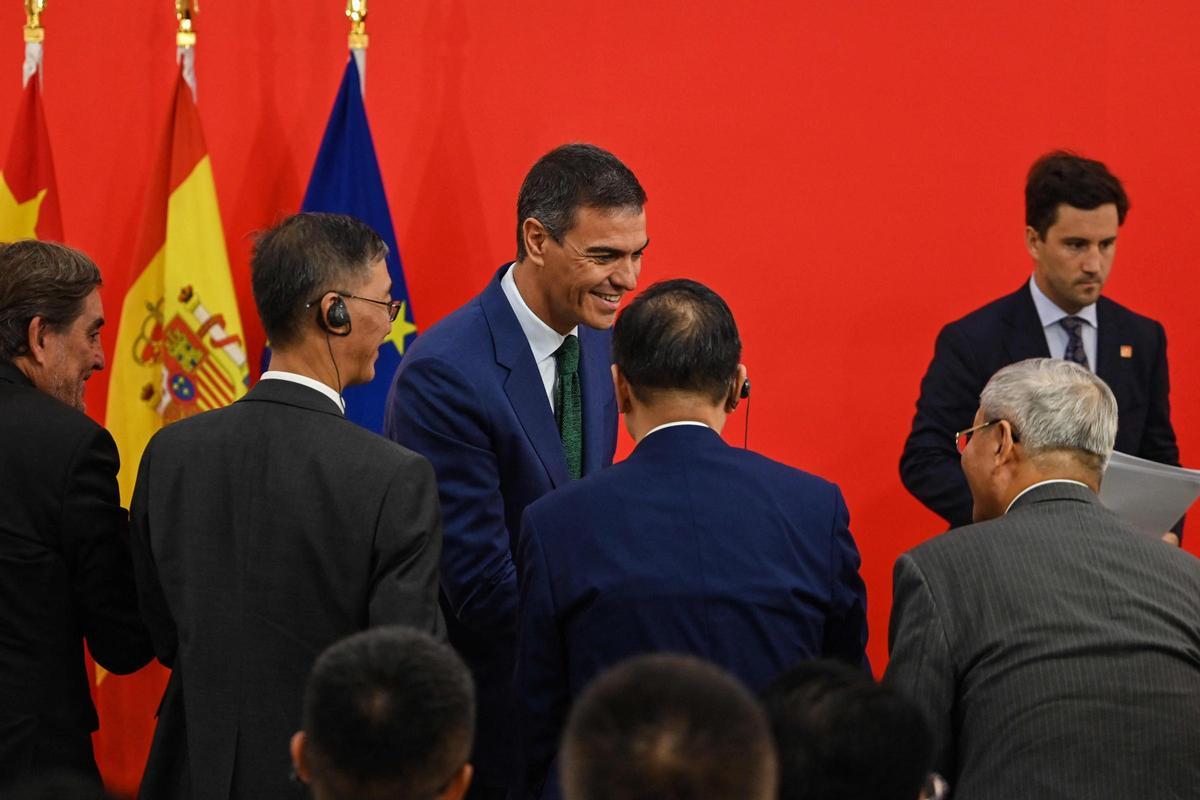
[1024,151,1127,315]
[513,142,648,334]
[762,659,932,800]
[290,627,476,800]
[252,212,394,389]
[560,653,777,800]
[0,240,104,411]
[611,278,747,441]
[961,357,1117,522]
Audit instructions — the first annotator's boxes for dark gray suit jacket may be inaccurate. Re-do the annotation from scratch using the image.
[885,482,1200,799]
[130,378,444,800]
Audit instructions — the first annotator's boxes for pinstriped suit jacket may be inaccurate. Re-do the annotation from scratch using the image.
[885,481,1200,799]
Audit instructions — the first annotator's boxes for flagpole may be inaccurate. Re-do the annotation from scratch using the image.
[23,0,46,87]
[175,0,197,98]
[347,0,368,95]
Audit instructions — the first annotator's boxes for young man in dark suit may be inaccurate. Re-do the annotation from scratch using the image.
[130,213,444,799]
[514,279,869,800]
[901,152,1181,539]
[385,143,647,799]
[0,241,153,791]
[887,358,1200,798]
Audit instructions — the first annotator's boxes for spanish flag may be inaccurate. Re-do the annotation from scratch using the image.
[0,48,62,242]
[97,66,249,795]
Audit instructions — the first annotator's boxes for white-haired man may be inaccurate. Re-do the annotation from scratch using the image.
[885,358,1200,799]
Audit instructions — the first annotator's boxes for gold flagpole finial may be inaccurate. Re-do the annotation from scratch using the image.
[176,0,197,48]
[24,0,47,44]
[347,0,368,50]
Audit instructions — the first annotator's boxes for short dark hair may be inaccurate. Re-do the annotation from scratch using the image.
[301,627,475,800]
[515,143,646,261]
[251,212,388,348]
[561,654,776,800]
[762,659,931,800]
[1025,151,1129,238]
[612,279,741,404]
[0,240,101,362]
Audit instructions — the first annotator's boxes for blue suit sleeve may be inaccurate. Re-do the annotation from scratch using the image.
[385,355,517,637]
[884,553,956,779]
[515,506,570,800]
[900,323,980,528]
[823,487,869,669]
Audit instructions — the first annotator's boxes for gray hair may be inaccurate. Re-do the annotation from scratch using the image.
[980,358,1117,473]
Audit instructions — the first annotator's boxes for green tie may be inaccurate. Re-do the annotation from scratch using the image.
[555,334,582,480]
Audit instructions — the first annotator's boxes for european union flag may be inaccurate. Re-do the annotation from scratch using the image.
[301,55,417,432]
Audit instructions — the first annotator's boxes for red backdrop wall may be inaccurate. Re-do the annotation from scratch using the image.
[3,0,1197,782]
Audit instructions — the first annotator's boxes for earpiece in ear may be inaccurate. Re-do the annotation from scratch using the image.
[740,378,751,399]
[324,296,351,335]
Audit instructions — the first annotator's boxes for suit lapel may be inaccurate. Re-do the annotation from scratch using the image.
[1002,283,1051,363]
[1095,298,1133,412]
[578,326,613,477]
[480,267,570,488]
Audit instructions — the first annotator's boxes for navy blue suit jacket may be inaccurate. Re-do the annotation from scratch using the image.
[385,266,618,789]
[515,424,869,800]
[901,284,1180,529]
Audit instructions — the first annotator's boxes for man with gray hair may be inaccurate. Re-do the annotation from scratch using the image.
[886,358,1200,798]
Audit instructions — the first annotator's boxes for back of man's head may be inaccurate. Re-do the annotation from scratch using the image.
[1025,151,1128,238]
[251,212,388,349]
[762,659,932,800]
[0,240,101,363]
[981,357,1117,477]
[612,278,741,405]
[516,142,646,261]
[560,654,777,800]
[293,626,475,800]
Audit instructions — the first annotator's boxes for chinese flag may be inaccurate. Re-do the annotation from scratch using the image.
[0,65,62,241]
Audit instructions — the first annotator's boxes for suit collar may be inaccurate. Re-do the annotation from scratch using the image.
[632,422,725,457]
[240,377,345,417]
[0,361,33,389]
[1000,283,1052,362]
[1006,479,1098,514]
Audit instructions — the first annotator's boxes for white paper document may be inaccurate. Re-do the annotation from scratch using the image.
[1099,450,1200,536]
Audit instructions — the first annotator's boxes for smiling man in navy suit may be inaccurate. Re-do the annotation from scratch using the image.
[901,151,1182,539]
[514,279,869,800]
[385,143,647,799]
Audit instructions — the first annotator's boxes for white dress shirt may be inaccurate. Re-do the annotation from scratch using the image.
[500,262,578,412]
[1029,274,1098,371]
[260,370,345,413]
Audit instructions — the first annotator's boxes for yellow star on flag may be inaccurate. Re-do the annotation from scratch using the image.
[0,175,46,241]
[384,300,417,355]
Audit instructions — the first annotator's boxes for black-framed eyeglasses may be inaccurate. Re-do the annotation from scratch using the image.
[307,291,403,322]
[954,418,1019,454]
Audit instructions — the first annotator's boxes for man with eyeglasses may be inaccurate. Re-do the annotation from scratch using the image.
[385,143,647,800]
[130,212,444,799]
[900,152,1182,541]
[886,358,1200,799]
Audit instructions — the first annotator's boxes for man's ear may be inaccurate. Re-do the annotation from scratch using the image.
[440,763,474,800]
[612,364,632,414]
[726,364,748,412]
[522,218,551,266]
[25,315,52,366]
[290,731,310,784]
[994,420,1020,465]
[1024,225,1042,261]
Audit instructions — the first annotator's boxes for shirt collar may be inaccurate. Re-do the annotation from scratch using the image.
[1004,478,1091,514]
[260,370,345,413]
[501,262,577,364]
[1028,274,1098,329]
[642,420,711,440]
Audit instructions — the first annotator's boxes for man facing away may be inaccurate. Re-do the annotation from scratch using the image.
[515,279,868,799]
[886,358,1200,799]
[0,241,152,790]
[130,213,444,799]
[385,143,647,798]
[290,627,475,800]
[559,654,777,800]
[901,151,1181,539]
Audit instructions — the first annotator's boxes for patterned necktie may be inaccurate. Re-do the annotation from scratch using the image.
[555,335,582,480]
[1060,316,1090,370]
